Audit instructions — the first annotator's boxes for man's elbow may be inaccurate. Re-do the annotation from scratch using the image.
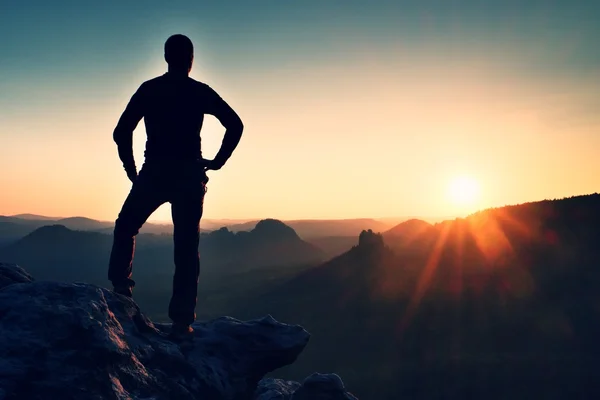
[113,126,132,146]
[113,130,123,145]
[112,129,120,144]
[228,115,244,134]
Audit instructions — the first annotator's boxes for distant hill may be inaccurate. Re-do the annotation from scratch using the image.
[233,193,600,399]
[249,230,394,313]
[0,221,41,247]
[55,217,114,231]
[199,219,325,271]
[384,218,432,237]
[382,218,434,249]
[0,219,325,322]
[0,216,45,226]
[0,216,53,245]
[0,225,114,284]
[375,216,451,226]
[226,218,394,239]
[0,214,399,243]
[0,215,199,243]
[0,218,324,284]
[10,213,58,220]
[200,218,255,230]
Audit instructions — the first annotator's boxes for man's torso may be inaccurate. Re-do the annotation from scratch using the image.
[138,74,215,163]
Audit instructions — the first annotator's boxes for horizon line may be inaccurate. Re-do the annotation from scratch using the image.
[4,213,455,224]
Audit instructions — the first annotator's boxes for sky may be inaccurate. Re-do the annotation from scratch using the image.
[1,0,600,222]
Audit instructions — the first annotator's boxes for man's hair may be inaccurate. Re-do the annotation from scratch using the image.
[164,34,194,67]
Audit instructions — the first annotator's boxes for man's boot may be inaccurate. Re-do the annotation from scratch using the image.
[112,282,134,298]
[169,322,194,341]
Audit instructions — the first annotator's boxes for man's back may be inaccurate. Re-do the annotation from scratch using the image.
[116,73,229,164]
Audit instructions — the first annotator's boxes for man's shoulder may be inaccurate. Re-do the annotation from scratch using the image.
[187,77,214,92]
[140,75,167,88]
[128,77,162,97]
[137,75,218,98]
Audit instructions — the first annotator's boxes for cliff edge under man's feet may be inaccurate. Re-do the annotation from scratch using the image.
[0,263,357,400]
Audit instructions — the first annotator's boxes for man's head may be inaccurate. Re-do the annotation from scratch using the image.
[164,34,194,72]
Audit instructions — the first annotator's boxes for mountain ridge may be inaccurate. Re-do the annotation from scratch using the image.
[0,219,325,290]
[231,193,600,399]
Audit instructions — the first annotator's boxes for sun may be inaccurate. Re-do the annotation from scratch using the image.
[448,176,480,206]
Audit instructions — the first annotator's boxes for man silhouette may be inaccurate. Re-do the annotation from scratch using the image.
[108,34,244,340]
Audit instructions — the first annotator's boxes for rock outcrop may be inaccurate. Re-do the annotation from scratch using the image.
[0,263,33,289]
[0,263,357,400]
[357,229,384,249]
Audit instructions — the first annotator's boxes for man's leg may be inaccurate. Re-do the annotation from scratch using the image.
[168,172,206,327]
[108,171,166,293]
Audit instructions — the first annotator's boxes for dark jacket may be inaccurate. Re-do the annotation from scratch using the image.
[113,73,243,175]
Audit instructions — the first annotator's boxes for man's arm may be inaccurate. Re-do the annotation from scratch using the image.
[204,85,244,170]
[113,84,146,182]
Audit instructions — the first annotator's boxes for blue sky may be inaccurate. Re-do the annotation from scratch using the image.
[3,0,600,80]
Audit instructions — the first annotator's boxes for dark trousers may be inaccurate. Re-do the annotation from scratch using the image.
[108,161,207,326]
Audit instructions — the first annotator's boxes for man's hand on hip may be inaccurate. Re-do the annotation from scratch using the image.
[204,159,224,171]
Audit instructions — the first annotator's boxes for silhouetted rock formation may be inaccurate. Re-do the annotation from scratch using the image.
[252,219,300,241]
[199,219,325,270]
[0,264,357,400]
[357,229,385,251]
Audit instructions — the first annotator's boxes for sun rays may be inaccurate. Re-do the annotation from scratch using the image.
[395,207,539,335]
